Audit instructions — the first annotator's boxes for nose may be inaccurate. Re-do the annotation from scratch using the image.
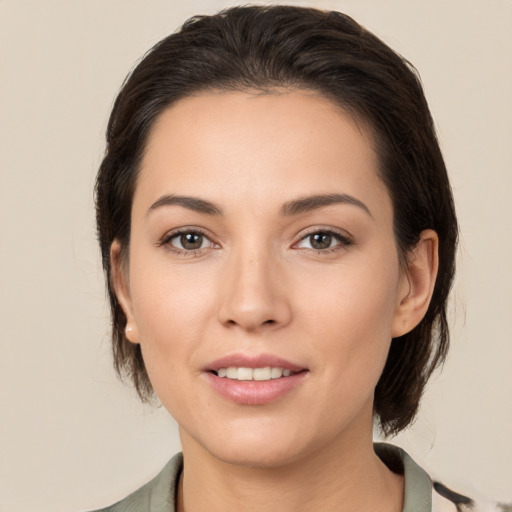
[217,246,292,332]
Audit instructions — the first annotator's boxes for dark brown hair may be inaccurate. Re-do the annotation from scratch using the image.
[95,5,458,436]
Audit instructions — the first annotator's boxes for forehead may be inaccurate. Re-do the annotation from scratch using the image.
[135,90,390,217]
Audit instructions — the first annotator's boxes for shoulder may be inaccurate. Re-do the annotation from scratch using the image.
[88,453,183,512]
[375,443,511,512]
[432,480,512,512]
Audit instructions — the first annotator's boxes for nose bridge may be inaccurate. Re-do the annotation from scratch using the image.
[217,237,291,331]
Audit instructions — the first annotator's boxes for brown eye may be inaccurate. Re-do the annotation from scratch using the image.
[180,233,203,250]
[167,231,211,251]
[296,230,352,252]
[309,232,333,250]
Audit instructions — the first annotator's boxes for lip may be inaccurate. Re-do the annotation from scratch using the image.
[202,353,308,405]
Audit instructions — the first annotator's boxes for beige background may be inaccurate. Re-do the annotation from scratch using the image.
[0,1,511,511]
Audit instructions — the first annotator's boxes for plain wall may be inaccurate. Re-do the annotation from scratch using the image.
[0,1,510,510]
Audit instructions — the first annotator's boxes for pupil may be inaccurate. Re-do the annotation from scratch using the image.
[311,233,331,250]
[181,233,202,250]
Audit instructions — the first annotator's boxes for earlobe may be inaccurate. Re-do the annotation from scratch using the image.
[391,229,439,338]
[110,240,140,344]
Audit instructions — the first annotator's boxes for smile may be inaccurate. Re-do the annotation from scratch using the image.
[204,355,308,405]
[215,367,294,381]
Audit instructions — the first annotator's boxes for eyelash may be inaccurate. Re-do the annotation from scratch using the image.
[157,228,353,257]
[293,228,353,255]
[157,228,216,257]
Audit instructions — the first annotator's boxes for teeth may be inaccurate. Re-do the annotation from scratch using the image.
[215,367,295,381]
[237,367,253,381]
[226,367,238,379]
[271,367,282,379]
[253,367,271,381]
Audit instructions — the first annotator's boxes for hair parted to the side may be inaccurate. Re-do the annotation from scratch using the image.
[95,5,458,436]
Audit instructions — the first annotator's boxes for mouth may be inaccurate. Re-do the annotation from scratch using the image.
[203,354,308,405]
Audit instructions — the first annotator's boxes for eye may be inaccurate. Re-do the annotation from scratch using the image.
[160,229,216,253]
[295,230,352,252]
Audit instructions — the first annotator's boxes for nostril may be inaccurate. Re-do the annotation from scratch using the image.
[224,318,276,328]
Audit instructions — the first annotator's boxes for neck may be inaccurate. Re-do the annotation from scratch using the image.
[177,415,403,512]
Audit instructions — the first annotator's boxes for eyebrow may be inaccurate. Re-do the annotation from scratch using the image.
[280,193,372,218]
[148,194,223,216]
[147,192,372,218]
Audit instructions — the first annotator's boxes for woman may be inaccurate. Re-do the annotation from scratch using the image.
[91,5,500,512]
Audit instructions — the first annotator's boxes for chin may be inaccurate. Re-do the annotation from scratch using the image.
[182,415,341,470]
[210,441,305,469]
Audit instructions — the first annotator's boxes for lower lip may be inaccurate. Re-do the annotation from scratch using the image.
[203,371,308,405]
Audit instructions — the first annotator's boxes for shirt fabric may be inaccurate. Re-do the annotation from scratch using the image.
[90,443,509,512]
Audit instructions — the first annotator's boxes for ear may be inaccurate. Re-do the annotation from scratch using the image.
[391,229,439,338]
[110,240,140,344]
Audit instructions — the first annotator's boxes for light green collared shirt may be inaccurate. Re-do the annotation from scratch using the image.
[91,443,500,512]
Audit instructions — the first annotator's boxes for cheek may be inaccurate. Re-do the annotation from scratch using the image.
[299,256,399,333]
[296,255,400,377]
[127,256,219,396]
[130,252,215,336]
[132,270,212,413]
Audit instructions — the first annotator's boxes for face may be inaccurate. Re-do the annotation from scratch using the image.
[115,90,415,467]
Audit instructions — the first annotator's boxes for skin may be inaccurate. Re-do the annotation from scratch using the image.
[112,90,438,512]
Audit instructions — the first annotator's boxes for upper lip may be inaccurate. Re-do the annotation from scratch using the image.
[205,353,306,372]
